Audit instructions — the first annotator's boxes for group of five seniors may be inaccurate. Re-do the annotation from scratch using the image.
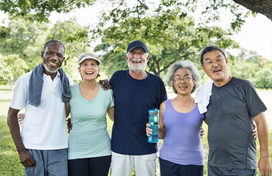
[7,39,271,176]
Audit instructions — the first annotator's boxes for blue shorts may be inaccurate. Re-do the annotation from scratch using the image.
[25,149,68,176]
[159,157,203,176]
[208,164,256,176]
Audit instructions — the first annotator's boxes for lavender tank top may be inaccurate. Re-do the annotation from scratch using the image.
[159,99,205,165]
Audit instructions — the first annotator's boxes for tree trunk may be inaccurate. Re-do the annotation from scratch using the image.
[10,80,13,92]
[233,0,272,21]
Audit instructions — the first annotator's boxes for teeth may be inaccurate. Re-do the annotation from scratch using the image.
[49,62,56,66]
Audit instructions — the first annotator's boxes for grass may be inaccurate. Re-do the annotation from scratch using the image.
[0,88,271,176]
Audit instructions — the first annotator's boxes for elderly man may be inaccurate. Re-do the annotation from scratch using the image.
[7,40,73,176]
[109,40,167,176]
[200,46,272,176]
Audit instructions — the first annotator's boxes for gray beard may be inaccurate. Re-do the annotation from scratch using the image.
[43,62,60,73]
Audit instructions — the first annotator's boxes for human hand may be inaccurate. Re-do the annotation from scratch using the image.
[200,126,204,138]
[258,156,272,176]
[66,118,73,133]
[252,123,258,140]
[99,79,112,90]
[17,113,26,126]
[146,123,153,136]
[18,149,36,167]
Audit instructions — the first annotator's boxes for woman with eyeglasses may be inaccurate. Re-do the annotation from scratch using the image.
[146,60,205,176]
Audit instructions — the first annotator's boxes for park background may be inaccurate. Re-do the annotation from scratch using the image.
[0,0,272,175]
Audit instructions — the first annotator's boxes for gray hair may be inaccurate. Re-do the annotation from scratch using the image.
[165,60,201,94]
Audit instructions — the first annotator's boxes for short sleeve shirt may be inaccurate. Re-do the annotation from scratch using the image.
[206,77,267,169]
[68,83,114,159]
[110,70,167,155]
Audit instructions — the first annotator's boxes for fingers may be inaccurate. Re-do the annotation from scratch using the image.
[19,150,36,167]
[252,124,258,140]
[200,126,205,138]
[146,123,152,136]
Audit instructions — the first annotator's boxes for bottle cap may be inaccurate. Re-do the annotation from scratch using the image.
[148,108,158,115]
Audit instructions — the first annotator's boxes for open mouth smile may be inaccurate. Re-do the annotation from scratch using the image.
[213,67,221,74]
[85,71,94,75]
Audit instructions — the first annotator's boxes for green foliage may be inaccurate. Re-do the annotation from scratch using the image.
[95,12,238,76]
[46,17,91,81]
[0,26,11,40]
[0,0,97,22]
[253,68,272,89]
[0,54,28,84]
[0,18,48,57]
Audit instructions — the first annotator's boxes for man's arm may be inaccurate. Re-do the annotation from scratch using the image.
[7,107,36,167]
[254,112,272,176]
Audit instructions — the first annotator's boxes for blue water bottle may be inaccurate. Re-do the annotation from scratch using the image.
[148,108,158,143]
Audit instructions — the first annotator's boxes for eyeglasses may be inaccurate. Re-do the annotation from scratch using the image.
[174,76,192,82]
[45,52,64,59]
[204,58,224,66]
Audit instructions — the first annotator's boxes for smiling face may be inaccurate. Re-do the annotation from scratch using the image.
[78,59,100,81]
[41,42,65,75]
[201,49,230,86]
[173,68,195,96]
[126,47,149,74]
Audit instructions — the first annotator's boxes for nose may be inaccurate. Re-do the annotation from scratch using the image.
[50,53,58,60]
[134,53,140,58]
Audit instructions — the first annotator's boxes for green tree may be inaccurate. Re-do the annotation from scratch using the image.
[253,68,272,89]
[0,54,28,90]
[95,12,238,77]
[0,18,49,70]
[0,0,96,22]
[228,49,262,82]
[46,18,91,81]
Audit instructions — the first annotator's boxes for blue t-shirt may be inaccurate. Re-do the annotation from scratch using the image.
[110,70,167,155]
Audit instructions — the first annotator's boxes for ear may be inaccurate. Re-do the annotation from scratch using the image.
[146,54,150,62]
[41,51,44,58]
[225,57,228,65]
[201,64,205,72]
[125,54,129,62]
[78,67,81,75]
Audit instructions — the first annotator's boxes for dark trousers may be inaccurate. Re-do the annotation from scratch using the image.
[159,157,203,176]
[68,155,111,176]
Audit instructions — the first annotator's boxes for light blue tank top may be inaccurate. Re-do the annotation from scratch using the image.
[159,99,204,165]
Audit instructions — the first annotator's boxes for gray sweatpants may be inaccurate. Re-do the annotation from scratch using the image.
[25,149,68,176]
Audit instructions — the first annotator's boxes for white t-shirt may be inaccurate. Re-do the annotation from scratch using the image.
[9,71,74,150]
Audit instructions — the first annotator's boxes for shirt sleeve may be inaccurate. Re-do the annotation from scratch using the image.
[157,79,167,110]
[243,80,267,118]
[9,75,28,110]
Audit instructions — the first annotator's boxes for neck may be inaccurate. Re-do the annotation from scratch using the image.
[213,75,232,87]
[175,94,194,102]
[80,79,98,90]
[129,70,147,80]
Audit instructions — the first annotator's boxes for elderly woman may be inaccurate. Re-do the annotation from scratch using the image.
[66,53,114,176]
[147,60,205,176]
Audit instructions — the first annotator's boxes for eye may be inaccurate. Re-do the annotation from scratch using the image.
[57,53,63,58]
[46,52,53,55]
[175,77,181,81]
[184,77,191,81]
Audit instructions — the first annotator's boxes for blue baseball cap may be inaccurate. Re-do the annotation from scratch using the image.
[127,40,148,53]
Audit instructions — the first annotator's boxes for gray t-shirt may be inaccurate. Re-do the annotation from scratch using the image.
[206,77,267,169]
